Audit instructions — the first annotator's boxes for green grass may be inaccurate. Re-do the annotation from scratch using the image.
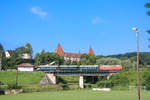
[0,72,45,85]
[0,90,150,100]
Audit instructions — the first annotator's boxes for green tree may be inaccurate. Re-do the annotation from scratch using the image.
[65,60,72,65]
[0,43,4,70]
[34,50,64,65]
[25,43,33,55]
[15,46,26,55]
[0,43,4,51]
[121,59,136,70]
[15,43,33,56]
[96,57,121,65]
[80,54,96,65]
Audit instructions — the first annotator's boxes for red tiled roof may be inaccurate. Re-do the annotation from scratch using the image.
[54,43,65,56]
[54,43,95,57]
[88,47,95,55]
[17,63,34,67]
[64,52,82,58]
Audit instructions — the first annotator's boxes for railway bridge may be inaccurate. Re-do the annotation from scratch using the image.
[41,70,118,88]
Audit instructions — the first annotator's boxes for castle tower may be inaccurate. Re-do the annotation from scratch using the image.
[88,47,95,55]
[54,43,65,56]
[78,51,81,55]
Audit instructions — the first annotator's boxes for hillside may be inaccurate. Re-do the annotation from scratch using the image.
[106,52,150,65]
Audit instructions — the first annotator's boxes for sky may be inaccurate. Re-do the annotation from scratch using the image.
[0,0,150,56]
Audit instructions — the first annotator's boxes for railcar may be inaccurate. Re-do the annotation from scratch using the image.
[37,65,58,71]
[80,65,98,71]
[59,65,79,71]
[99,65,122,70]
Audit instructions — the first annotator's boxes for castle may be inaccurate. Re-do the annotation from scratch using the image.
[54,43,95,61]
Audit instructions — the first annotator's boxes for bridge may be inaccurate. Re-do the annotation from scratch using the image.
[40,70,119,88]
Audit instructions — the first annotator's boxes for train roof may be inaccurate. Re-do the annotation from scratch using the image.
[38,65,58,67]
[100,65,122,67]
[80,65,98,67]
[59,65,78,67]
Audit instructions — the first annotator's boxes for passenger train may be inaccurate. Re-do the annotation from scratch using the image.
[37,65,122,71]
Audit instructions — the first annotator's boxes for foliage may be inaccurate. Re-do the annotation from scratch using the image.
[146,3,150,16]
[106,52,150,65]
[15,43,33,56]
[96,80,113,88]
[15,46,27,55]
[96,57,121,65]
[1,43,33,70]
[0,43,4,69]
[65,60,72,65]
[96,70,150,90]
[7,83,22,89]
[64,60,79,65]
[2,51,18,69]
[2,51,34,70]
[0,43,4,51]
[121,59,136,69]
[34,50,64,65]
[58,76,79,84]
[141,70,150,90]
[80,54,96,65]
[25,43,33,55]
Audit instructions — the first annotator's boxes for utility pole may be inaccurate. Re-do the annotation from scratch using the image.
[16,66,18,86]
[132,27,141,100]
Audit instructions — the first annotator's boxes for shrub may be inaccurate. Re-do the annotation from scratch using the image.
[7,83,22,89]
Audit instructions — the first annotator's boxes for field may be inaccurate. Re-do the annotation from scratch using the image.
[0,90,150,100]
[0,72,45,85]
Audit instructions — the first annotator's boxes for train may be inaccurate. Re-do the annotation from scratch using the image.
[37,65,122,71]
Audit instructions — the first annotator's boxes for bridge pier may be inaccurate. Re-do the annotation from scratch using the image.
[107,73,113,80]
[43,73,57,84]
[79,76,84,88]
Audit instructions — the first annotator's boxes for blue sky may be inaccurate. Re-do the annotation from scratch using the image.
[0,0,150,56]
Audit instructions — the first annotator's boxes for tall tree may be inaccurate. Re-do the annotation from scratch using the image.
[0,43,4,70]
[80,54,96,65]
[25,43,33,55]
[34,50,64,65]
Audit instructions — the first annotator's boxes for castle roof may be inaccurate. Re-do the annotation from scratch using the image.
[88,47,95,55]
[64,52,81,58]
[55,43,95,57]
[54,43,65,56]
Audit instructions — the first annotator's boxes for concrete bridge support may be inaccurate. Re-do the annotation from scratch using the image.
[79,76,84,88]
[107,73,113,80]
[46,73,57,84]
[40,73,57,84]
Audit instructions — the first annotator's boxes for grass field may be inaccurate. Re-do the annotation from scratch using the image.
[0,72,44,85]
[0,90,150,100]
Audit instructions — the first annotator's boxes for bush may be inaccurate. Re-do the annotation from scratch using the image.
[7,84,22,90]
[141,70,150,90]
[96,80,113,88]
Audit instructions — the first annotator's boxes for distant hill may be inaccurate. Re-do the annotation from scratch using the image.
[106,52,150,65]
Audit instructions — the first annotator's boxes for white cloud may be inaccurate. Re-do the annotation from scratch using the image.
[30,7,47,18]
[92,17,104,24]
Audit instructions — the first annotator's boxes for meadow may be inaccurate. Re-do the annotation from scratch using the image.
[0,90,150,100]
[0,71,45,85]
